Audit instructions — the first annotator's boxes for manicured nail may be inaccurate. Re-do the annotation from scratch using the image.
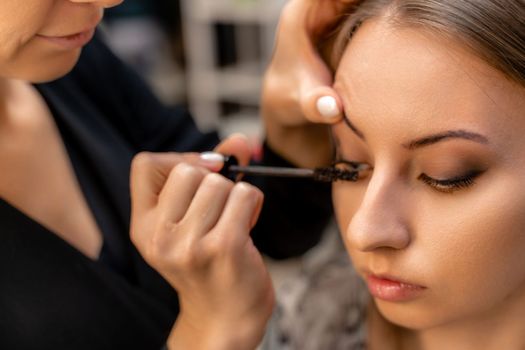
[316,96,340,119]
[200,152,225,165]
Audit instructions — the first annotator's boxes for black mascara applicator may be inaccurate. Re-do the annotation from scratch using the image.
[220,155,369,183]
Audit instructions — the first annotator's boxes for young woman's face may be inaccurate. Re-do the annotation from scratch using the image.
[0,0,121,82]
[332,18,525,330]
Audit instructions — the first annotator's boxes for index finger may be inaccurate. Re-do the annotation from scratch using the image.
[130,152,203,215]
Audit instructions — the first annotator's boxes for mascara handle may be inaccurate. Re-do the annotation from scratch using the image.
[219,155,239,181]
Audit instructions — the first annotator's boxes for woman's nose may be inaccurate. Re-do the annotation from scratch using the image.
[69,0,123,9]
[345,174,411,252]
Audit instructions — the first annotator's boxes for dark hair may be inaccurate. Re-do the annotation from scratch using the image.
[331,0,525,86]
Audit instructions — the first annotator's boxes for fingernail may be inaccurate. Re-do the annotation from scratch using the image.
[200,152,225,165]
[316,96,340,119]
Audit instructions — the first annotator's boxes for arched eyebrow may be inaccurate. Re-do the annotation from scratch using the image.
[343,116,365,140]
[404,130,489,149]
[343,115,489,149]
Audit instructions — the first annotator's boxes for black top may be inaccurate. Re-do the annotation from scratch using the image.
[0,36,332,349]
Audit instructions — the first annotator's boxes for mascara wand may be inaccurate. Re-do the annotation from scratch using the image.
[221,156,370,182]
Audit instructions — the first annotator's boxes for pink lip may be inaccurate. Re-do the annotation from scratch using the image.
[366,274,426,302]
[37,28,96,50]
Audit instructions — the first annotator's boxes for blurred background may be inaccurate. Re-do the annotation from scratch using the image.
[103,0,287,143]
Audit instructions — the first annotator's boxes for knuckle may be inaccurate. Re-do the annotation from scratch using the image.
[233,182,262,201]
[136,221,175,267]
[173,162,200,177]
[172,241,206,270]
[143,229,167,265]
[203,172,234,190]
[129,227,141,248]
[164,223,209,269]
[131,151,156,172]
[280,1,296,27]
[205,232,235,257]
[262,75,288,101]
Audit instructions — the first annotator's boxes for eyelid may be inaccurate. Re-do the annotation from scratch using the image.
[418,170,484,193]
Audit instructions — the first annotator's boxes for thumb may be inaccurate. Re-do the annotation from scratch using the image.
[297,35,344,124]
[301,85,343,124]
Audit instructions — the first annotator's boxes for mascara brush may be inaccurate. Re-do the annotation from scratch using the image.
[220,155,370,183]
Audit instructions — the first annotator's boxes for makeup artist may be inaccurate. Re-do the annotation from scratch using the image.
[0,0,355,349]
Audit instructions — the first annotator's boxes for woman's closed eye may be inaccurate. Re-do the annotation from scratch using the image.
[418,170,484,194]
[334,156,486,194]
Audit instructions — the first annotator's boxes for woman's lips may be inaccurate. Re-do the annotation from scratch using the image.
[366,274,426,302]
[37,28,96,50]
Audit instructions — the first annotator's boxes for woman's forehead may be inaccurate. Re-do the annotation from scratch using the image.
[333,19,525,142]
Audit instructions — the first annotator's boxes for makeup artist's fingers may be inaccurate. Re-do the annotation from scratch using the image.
[211,182,264,246]
[130,153,273,348]
[156,162,210,224]
[302,86,344,123]
[131,152,200,213]
[180,173,235,235]
[130,152,222,254]
[213,134,252,166]
[261,0,360,126]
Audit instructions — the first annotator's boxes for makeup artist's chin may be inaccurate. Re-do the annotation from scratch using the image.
[21,42,84,83]
[31,52,81,83]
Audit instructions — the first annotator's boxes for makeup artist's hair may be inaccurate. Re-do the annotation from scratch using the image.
[331,0,525,86]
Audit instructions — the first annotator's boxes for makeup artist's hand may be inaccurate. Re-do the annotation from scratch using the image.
[129,135,274,350]
[262,0,360,167]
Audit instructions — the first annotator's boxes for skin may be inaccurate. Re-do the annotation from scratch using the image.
[0,0,122,260]
[261,0,360,168]
[332,18,525,349]
[0,0,119,82]
[0,1,356,349]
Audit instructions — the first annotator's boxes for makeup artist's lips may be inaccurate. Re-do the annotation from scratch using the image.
[366,274,426,302]
[37,28,96,50]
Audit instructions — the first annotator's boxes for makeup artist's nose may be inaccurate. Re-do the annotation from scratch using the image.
[69,0,123,8]
[346,174,411,252]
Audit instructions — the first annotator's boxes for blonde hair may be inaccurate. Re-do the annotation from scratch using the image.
[331,0,525,86]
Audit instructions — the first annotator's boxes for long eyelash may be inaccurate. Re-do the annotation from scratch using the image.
[329,159,372,182]
[314,166,359,182]
[418,171,483,194]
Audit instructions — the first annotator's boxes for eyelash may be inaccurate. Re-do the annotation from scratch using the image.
[334,158,483,194]
[332,159,371,181]
[418,171,482,194]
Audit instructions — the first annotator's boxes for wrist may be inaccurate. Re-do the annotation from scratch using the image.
[167,315,265,350]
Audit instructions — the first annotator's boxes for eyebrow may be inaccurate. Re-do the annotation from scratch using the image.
[343,115,489,149]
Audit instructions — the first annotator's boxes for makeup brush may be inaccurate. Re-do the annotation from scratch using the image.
[221,156,370,183]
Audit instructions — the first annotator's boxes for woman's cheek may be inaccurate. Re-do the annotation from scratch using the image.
[416,175,525,322]
[332,182,368,255]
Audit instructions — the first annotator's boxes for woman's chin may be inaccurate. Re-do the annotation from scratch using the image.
[373,299,448,331]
